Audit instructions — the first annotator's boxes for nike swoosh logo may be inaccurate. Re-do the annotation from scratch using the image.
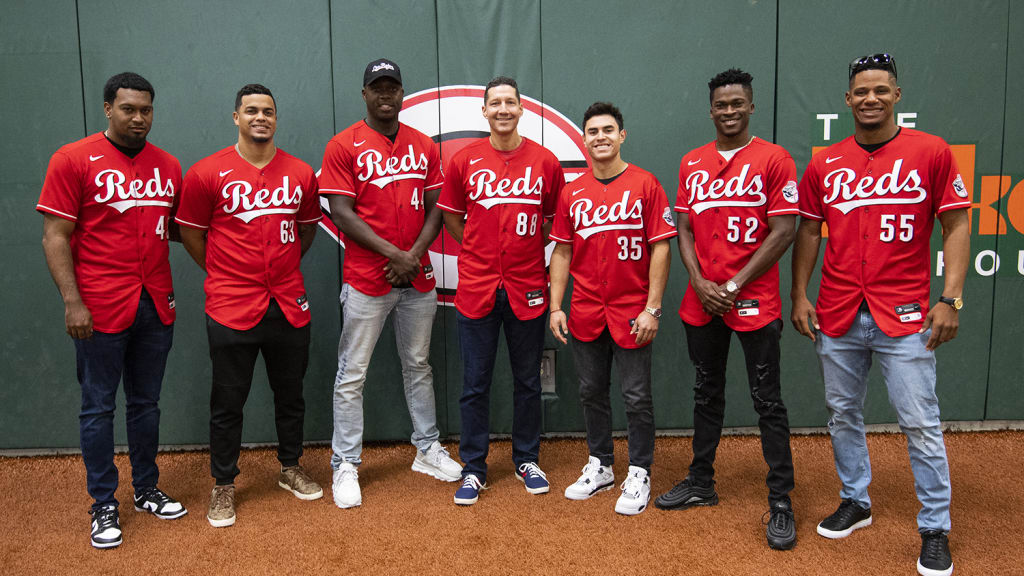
[354,140,366,147]
[219,169,234,177]
[687,158,701,166]
[469,157,484,165]
[825,156,843,164]
[571,188,587,196]
[89,155,104,162]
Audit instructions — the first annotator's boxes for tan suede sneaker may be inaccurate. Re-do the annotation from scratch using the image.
[279,465,324,501]
[207,484,236,528]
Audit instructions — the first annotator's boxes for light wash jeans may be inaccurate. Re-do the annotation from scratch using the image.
[816,309,951,532]
[331,283,440,468]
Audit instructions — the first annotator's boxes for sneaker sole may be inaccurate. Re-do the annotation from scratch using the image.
[278,481,324,501]
[333,496,361,509]
[134,505,188,520]
[564,482,615,501]
[767,533,797,551]
[453,494,478,505]
[91,536,122,549]
[207,515,235,528]
[411,459,461,482]
[654,493,719,510]
[516,474,550,495]
[816,516,872,539]
[917,558,953,576]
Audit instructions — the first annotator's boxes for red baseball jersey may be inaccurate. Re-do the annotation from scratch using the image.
[675,137,799,331]
[318,121,443,296]
[36,132,180,333]
[176,146,321,330]
[798,128,969,338]
[438,137,564,320]
[550,164,677,348]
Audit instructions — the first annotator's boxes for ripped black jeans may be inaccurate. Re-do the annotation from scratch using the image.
[683,317,794,502]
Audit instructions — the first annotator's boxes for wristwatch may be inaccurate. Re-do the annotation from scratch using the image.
[725,280,739,294]
[644,306,662,319]
[938,296,963,311]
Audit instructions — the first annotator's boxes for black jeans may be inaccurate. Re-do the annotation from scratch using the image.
[684,317,794,501]
[207,300,310,484]
[571,329,654,471]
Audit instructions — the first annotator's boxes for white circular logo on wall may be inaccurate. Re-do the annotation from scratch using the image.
[319,85,588,305]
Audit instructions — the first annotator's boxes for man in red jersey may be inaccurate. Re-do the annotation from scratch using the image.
[438,76,565,505]
[38,72,187,549]
[177,84,323,528]
[791,54,969,576]
[654,69,798,551]
[318,58,461,510]
[549,102,674,516]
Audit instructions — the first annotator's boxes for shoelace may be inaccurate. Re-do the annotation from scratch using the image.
[93,507,118,530]
[920,531,948,562]
[620,472,647,497]
[519,462,547,480]
[430,445,452,464]
[138,487,171,505]
[286,466,314,484]
[834,499,862,523]
[460,475,483,491]
[762,506,794,529]
[338,467,359,482]
[212,487,233,510]
[575,461,600,485]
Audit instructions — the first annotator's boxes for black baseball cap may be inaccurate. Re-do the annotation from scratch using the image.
[363,58,402,86]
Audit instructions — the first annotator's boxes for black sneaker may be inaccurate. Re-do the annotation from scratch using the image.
[654,477,718,510]
[917,530,953,576]
[765,499,797,550]
[816,498,872,539]
[134,486,188,519]
[90,505,122,549]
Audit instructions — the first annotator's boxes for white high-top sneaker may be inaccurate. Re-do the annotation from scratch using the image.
[614,466,650,515]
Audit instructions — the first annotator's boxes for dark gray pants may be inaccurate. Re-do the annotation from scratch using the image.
[571,329,654,471]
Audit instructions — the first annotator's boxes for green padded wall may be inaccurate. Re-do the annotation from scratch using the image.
[1,0,1020,449]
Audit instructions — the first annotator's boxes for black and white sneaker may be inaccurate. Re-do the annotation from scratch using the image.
[564,456,615,500]
[134,486,188,519]
[654,476,718,510]
[90,505,122,549]
[917,530,953,576]
[816,498,872,539]
[765,499,797,550]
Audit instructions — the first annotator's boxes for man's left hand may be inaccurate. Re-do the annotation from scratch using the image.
[631,310,659,346]
[921,302,959,351]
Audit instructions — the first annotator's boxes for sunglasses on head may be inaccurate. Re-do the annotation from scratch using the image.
[849,53,897,80]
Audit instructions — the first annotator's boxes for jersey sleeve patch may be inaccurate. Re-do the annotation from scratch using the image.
[662,207,676,227]
[782,181,799,204]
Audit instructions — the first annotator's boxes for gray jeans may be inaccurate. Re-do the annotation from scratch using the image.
[331,284,440,468]
[571,329,654,471]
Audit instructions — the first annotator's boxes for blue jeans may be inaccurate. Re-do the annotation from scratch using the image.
[816,310,951,532]
[331,284,440,468]
[74,290,172,510]
[457,289,545,483]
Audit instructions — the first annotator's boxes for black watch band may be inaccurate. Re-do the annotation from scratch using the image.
[938,296,963,311]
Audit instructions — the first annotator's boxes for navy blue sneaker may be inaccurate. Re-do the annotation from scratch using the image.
[454,474,486,505]
[517,462,550,494]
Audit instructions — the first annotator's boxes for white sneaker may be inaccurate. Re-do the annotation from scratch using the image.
[614,466,650,516]
[564,456,615,500]
[412,441,462,482]
[332,462,361,509]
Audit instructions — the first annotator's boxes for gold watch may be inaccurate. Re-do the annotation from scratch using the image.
[938,296,963,311]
